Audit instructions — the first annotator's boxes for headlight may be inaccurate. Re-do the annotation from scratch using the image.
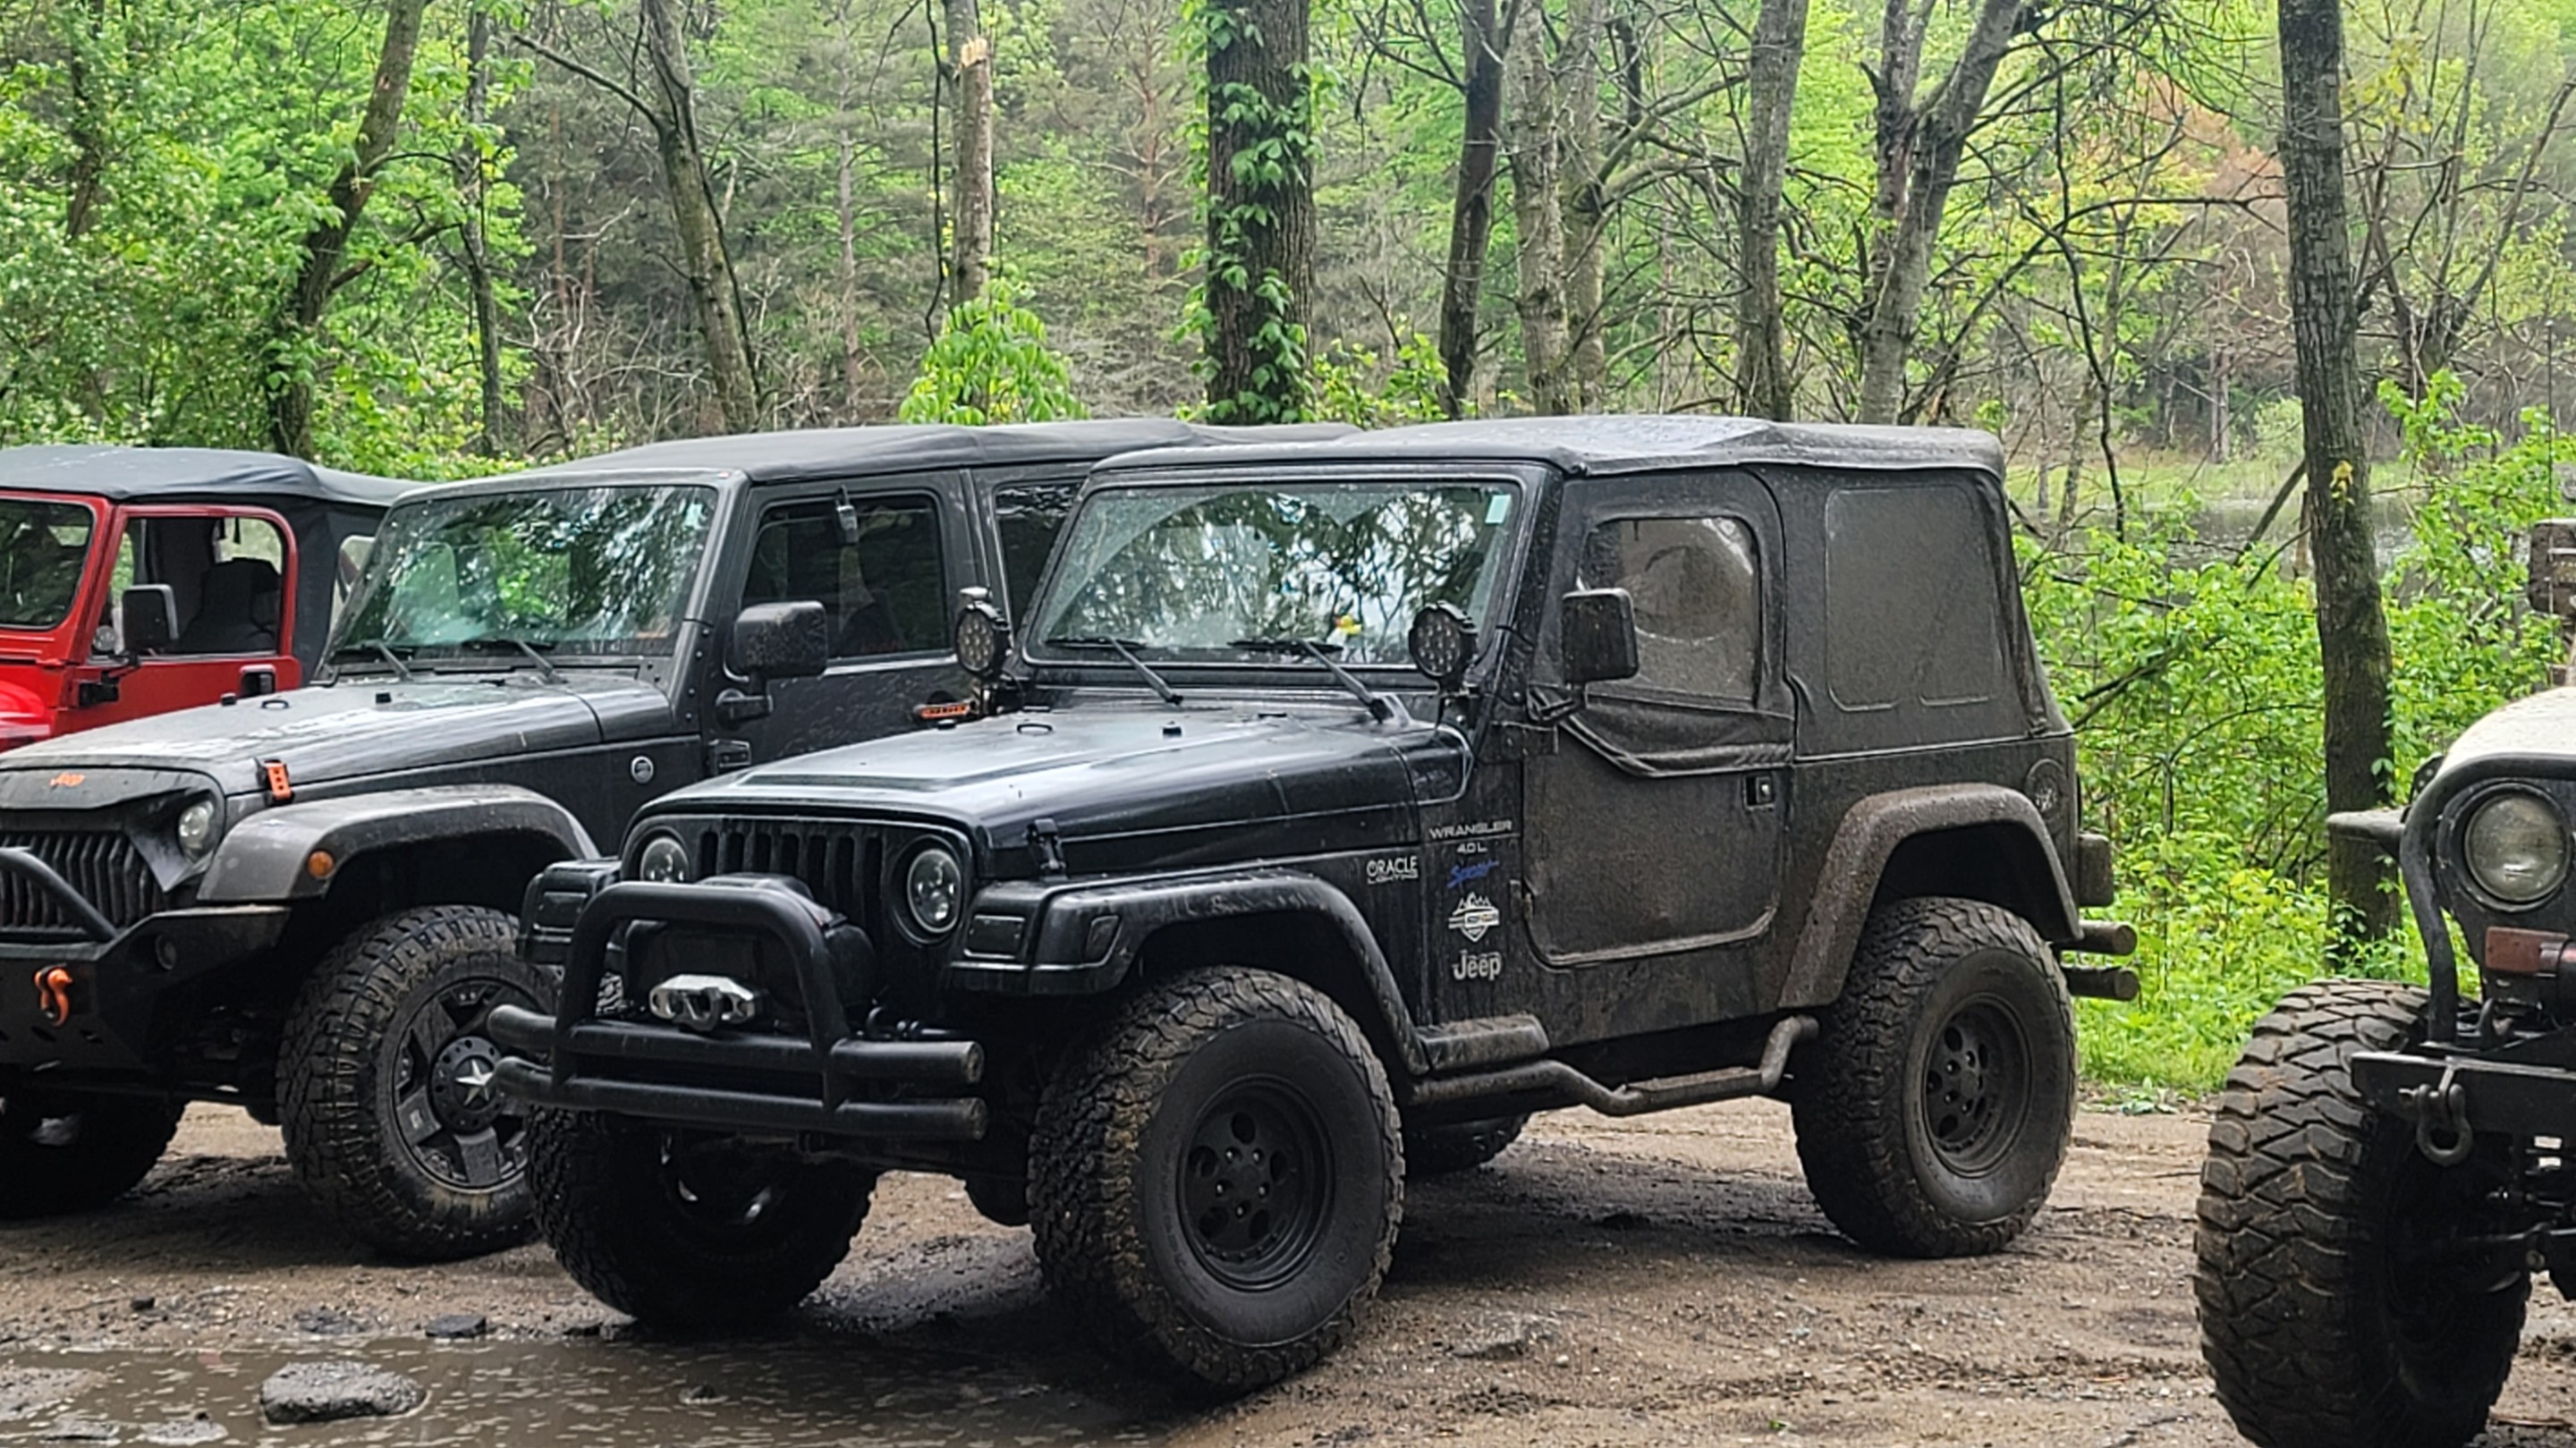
[903,845,963,935]
[637,832,691,884]
[2462,790,2569,905]
[175,799,217,858]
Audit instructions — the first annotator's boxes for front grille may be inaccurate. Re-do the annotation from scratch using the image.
[687,819,891,936]
[0,830,164,934]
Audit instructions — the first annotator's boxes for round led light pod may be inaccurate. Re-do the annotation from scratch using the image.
[954,601,1010,681]
[904,844,964,936]
[1407,603,1476,690]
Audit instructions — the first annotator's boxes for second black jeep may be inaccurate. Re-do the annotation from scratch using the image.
[494,416,2132,1386]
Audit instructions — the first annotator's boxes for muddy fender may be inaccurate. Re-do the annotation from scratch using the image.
[196,787,597,903]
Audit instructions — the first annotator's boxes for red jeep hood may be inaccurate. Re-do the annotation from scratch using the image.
[0,666,57,749]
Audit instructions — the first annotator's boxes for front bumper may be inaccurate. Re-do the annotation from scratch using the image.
[2353,1044,2576,1140]
[0,847,288,1073]
[491,878,989,1142]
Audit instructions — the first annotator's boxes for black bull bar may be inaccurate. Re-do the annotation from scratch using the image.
[489,880,988,1141]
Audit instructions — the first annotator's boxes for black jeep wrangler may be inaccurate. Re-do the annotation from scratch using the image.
[0,419,1335,1257]
[493,416,2131,1387]
[2198,710,2576,1445]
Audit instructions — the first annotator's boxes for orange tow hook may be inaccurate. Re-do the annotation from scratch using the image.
[33,967,72,1027]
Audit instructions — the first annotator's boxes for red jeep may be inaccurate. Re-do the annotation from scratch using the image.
[0,446,411,748]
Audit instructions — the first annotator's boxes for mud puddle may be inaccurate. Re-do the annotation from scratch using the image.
[0,1337,1172,1446]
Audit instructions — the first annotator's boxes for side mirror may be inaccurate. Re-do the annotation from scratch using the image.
[121,585,177,656]
[730,601,830,682]
[1559,588,1640,688]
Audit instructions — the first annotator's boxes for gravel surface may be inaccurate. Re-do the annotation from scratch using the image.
[0,1102,2569,1445]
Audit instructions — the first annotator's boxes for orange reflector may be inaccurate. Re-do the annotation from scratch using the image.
[33,966,72,1026]
[261,759,293,802]
[306,850,335,880]
[915,700,976,724]
[2484,927,2565,977]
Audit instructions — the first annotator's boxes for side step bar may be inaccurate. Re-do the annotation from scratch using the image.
[1406,1014,1818,1117]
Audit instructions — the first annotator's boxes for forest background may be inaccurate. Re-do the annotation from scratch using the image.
[6,0,2576,1091]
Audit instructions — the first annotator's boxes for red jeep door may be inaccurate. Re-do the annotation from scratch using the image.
[72,506,301,730]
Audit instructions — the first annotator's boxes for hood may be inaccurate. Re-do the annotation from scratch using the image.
[0,673,672,795]
[653,700,1456,871]
[2434,687,2576,783]
[0,666,58,749]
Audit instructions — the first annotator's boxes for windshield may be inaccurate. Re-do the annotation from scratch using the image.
[1029,480,1519,666]
[0,498,97,631]
[330,484,716,662]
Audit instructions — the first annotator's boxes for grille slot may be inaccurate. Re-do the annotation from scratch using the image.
[0,830,164,935]
[691,819,891,936]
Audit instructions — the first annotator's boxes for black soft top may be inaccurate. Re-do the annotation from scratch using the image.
[1097,414,2006,479]
[0,445,417,509]
[535,419,1356,487]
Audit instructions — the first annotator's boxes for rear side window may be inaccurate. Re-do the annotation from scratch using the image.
[995,482,1074,614]
[742,495,945,659]
[1823,486,2003,713]
[1576,514,1760,701]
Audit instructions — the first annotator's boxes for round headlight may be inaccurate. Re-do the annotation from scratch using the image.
[953,601,1008,681]
[904,845,964,935]
[2462,791,2569,905]
[175,799,217,858]
[637,832,691,884]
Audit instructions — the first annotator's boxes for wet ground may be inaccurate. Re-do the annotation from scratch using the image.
[3,1103,2572,1446]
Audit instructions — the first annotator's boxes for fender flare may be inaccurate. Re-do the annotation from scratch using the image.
[1021,868,1431,1077]
[1777,783,2079,1010]
[196,786,597,903]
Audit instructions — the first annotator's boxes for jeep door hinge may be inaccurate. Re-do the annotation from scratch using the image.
[1489,721,1559,760]
[706,738,753,775]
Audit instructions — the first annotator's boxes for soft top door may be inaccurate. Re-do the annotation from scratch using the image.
[1521,470,1790,981]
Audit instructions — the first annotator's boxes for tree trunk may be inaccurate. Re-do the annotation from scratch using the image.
[1202,0,1316,422]
[462,8,508,455]
[62,0,108,242]
[1435,0,1505,418]
[944,0,994,305]
[1734,0,1808,419]
[1853,0,2022,424]
[2279,0,2396,948]
[640,0,762,433]
[1557,0,1606,408]
[265,0,432,459]
[1504,0,1571,415]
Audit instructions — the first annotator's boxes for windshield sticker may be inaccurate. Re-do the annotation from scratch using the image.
[1428,819,1517,843]
[1485,494,1512,525]
[1366,855,1419,886]
[1452,951,1504,982]
[1448,893,1502,943]
[1446,859,1499,891]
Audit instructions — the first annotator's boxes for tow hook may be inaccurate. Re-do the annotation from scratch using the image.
[31,966,72,1027]
[2400,1059,2476,1166]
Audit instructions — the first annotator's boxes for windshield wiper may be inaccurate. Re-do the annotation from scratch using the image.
[328,639,414,682]
[1043,636,1182,707]
[1230,637,1394,722]
[456,635,563,683]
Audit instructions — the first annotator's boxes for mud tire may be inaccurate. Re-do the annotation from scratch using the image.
[1402,1114,1528,1176]
[0,1088,180,1218]
[278,905,551,1259]
[1030,967,1402,1391]
[2195,979,2529,1448]
[1791,895,2075,1257]
[529,1108,875,1331]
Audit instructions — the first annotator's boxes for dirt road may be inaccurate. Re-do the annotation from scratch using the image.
[2,1100,2569,1446]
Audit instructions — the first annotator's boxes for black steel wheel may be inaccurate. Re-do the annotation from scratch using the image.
[1030,966,1402,1391]
[1791,895,2075,1257]
[2197,979,2529,1448]
[279,905,552,1259]
[530,1109,876,1331]
[1402,1114,1528,1177]
[0,1086,180,1218]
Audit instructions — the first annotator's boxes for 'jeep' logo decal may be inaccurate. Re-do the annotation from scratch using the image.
[1448,892,1501,943]
[47,773,82,788]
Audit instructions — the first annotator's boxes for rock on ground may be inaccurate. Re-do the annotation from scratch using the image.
[257,1361,424,1424]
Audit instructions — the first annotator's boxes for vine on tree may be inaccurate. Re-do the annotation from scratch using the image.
[1181,0,1321,424]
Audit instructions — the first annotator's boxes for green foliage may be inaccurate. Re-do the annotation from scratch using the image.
[2030,375,2565,1088]
[1309,331,1447,427]
[899,281,1090,425]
